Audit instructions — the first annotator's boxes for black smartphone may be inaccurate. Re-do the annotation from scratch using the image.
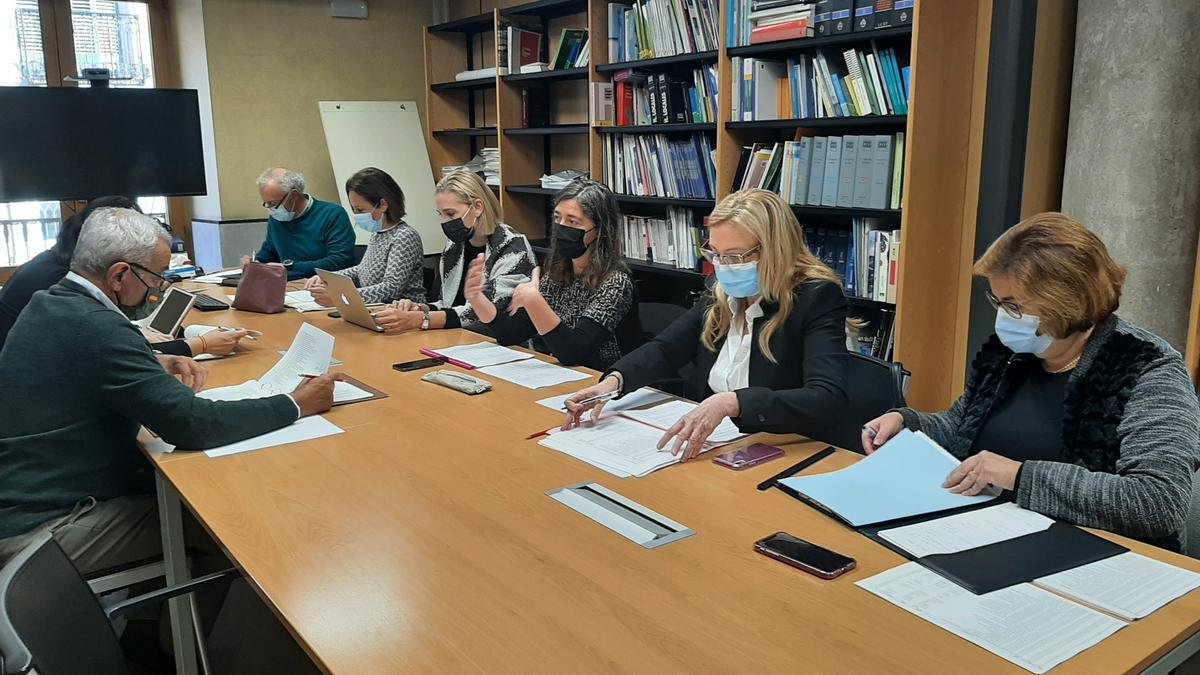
[393,358,443,372]
[754,532,856,579]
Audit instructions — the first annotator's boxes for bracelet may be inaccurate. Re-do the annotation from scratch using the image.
[196,335,208,355]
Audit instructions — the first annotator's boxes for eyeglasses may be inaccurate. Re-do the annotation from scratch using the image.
[261,189,295,210]
[124,261,172,294]
[985,288,1023,319]
[700,241,761,266]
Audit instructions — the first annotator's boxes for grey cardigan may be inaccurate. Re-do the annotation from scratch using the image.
[897,315,1200,549]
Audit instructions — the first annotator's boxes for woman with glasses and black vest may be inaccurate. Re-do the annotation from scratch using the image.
[468,179,638,371]
[863,212,1200,552]
[562,189,849,460]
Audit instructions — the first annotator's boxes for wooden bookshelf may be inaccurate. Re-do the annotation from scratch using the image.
[425,1,1006,409]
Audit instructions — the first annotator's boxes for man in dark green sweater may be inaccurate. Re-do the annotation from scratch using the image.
[0,207,338,574]
[246,167,356,279]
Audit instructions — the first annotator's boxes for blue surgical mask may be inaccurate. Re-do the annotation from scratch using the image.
[995,310,1054,355]
[715,261,760,298]
[353,211,384,233]
[268,205,294,222]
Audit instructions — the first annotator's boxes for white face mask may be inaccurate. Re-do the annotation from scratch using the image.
[266,191,296,222]
[994,310,1055,355]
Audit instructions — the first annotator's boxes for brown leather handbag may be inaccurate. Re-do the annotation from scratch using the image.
[231,261,286,314]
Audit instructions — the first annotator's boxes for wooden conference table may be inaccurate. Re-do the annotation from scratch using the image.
[144,283,1200,674]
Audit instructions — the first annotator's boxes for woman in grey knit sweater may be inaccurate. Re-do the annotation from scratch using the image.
[305,167,426,306]
[863,212,1200,551]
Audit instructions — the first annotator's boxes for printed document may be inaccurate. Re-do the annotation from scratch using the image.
[619,399,747,444]
[478,358,590,389]
[430,342,534,367]
[539,415,702,478]
[535,388,672,413]
[858,562,1125,673]
[1034,552,1200,621]
[878,503,1054,557]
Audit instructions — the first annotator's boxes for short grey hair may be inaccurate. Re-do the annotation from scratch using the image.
[71,207,170,275]
[257,166,305,193]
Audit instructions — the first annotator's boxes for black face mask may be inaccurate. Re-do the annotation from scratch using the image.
[441,217,474,243]
[555,225,593,260]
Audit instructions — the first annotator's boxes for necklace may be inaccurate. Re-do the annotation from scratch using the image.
[1047,354,1081,374]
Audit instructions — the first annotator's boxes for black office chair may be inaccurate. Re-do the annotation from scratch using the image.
[815,352,910,454]
[636,302,692,397]
[0,532,237,675]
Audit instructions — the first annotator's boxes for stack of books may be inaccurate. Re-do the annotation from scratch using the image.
[608,66,719,126]
[728,0,814,46]
[502,24,544,74]
[442,148,500,186]
[732,44,909,120]
[619,207,705,270]
[602,133,717,200]
[732,132,905,210]
[608,0,721,62]
[550,28,589,69]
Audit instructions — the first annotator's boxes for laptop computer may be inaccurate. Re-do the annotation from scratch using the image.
[315,269,385,332]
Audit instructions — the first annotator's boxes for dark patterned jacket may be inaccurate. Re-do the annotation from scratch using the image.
[434,222,535,327]
[896,315,1200,551]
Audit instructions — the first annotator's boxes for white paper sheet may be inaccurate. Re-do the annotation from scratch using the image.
[284,290,333,312]
[858,563,1125,673]
[193,268,242,284]
[535,388,672,413]
[197,380,266,402]
[477,359,590,389]
[183,325,262,339]
[878,503,1055,557]
[1034,552,1200,621]
[203,415,344,458]
[259,323,335,394]
[430,342,534,367]
[619,399,747,444]
[539,415,705,477]
[333,380,374,403]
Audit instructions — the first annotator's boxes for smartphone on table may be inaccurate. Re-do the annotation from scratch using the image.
[754,532,856,579]
[713,443,784,470]
[393,357,443,372]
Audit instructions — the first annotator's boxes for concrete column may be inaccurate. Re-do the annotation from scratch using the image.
[1060,0,1200,349]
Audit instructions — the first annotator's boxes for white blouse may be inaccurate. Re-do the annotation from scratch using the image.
[707,298,764,394]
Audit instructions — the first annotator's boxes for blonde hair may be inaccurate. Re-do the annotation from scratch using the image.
[974,212,1125,338]
[435,170,501,237]
[702,189,841,362]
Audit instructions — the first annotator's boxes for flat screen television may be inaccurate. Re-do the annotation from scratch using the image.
[0,87,206,201]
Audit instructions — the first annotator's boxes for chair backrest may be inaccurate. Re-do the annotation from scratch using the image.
[815,352,910,453]
[0,533,127,675]
[1186,470,1200,559]
[638,302,689,343]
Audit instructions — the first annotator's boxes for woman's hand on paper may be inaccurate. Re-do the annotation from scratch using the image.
[657,392,740,461]
[562,375,622,430]
[944,451,1021,496]
[862,411,904,453]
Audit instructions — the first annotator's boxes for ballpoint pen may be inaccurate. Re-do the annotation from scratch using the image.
[561,390,620,411]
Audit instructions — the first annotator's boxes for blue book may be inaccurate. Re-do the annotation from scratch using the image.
[831,75,851,117]
[845,224,856,296]
[778,429,998,527]
[689,142,705,198]
[688,87,701,122]
[884,49,907,115]
[902,66,911,101]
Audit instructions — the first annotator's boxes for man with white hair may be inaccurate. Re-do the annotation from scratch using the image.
[0,207,338,573]
[247,166,356,279]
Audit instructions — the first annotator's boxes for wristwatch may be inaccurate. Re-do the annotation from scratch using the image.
[421,309,431,331]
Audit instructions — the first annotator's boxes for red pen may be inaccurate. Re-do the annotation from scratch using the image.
[419,348,475,370]
[525,428,552,440]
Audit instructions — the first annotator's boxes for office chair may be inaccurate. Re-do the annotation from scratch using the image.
[816,352,910,454]
[0,532,236,675]
[637,302,691,397]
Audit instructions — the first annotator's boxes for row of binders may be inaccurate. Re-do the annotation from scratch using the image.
[601,132,718,200]
[805,219,898,302]
[607,0,721,63]
[732,45,909,121]
[618,208,705,271]
[603,66,719,126]
[732,133,905,210]
[728,0,913,48]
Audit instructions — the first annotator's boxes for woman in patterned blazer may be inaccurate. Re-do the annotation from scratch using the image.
[374,170,535,333]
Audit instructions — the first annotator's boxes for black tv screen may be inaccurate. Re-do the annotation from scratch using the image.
[0,87,206,202]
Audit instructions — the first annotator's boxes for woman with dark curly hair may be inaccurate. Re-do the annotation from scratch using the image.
[864,212,1200,551]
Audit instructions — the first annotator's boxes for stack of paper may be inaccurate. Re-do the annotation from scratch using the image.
[202,416,344,458]
[857,563,1125,673]
[539,415,685,478]
[778,429,998,527]
[477,359,589,389]
[193,268,242,284]
[428,342,533,368]
[878,503,1055,557]
[284,290,332,313]
[201,323,339,400]
[619,400,747,444]
[1034,552,1200,621]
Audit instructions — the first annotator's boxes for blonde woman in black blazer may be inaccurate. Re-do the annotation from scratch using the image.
[563,189,849,459]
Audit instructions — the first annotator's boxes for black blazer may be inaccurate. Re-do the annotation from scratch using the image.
[608,280,848,437]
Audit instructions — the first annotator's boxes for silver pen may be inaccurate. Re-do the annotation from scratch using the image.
[562,390,620,411]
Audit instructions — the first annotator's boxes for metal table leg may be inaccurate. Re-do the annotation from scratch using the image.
[157,473,198,675]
